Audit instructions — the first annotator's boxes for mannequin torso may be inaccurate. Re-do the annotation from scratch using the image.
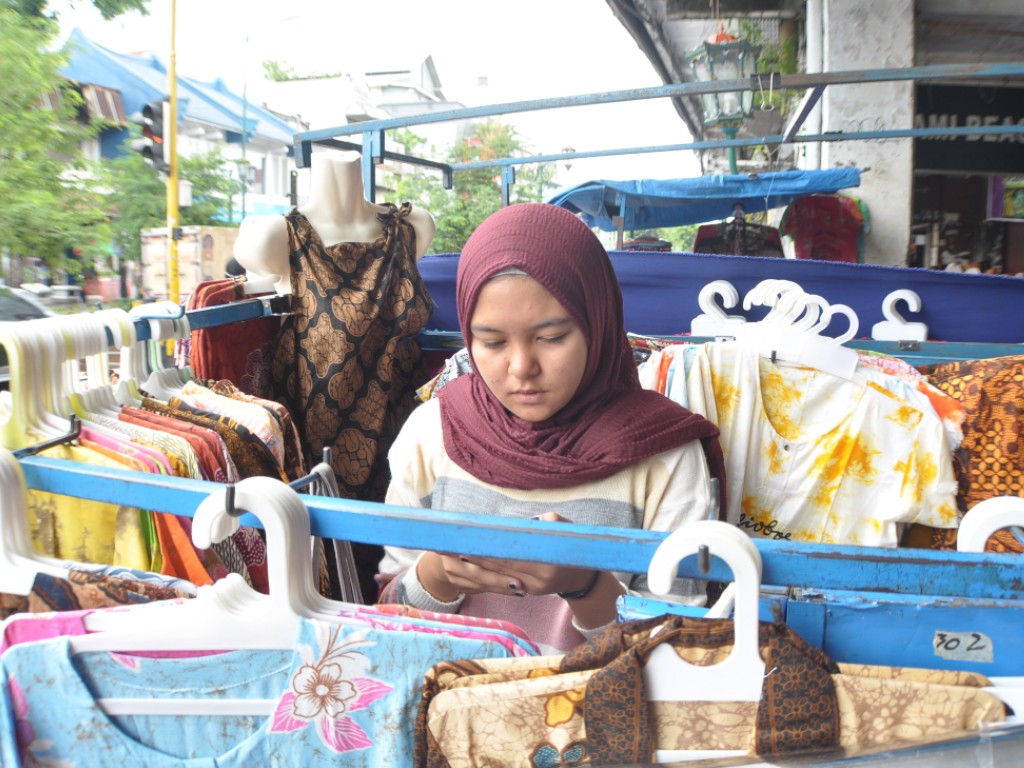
[233,151,435,294]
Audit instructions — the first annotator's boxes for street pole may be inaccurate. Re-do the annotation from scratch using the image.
[167,0,180,309]
[723,123,739,175]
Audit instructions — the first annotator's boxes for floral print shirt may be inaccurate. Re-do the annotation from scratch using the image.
[0,615,514,767]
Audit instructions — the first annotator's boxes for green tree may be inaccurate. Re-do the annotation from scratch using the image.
[3,0,148,20]
[386,120,558,254]
[0,10,110,281]
[179,149,238,225]
[102,141,238,263]
[101,146,165,267]
[262,60,296,82]
[658,224,702,251]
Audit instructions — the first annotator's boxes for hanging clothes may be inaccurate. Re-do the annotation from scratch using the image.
[182,277,281,395]
[0,615,517,767]
[267,204,433,604]
[692,220,785,257]
[640,342,961,547]
[0,568,192,621]
[209,379,306,482]
[26,442,152,570]
[780,194,869,263]
[268,203,433,501]
[911,354,1024,553]
[413,614,1007,767]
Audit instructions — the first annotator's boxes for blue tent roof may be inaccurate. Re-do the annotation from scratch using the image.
[546,168,863,231]
[60,28,295,145]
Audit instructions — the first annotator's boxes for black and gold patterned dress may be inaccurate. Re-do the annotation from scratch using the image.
[268,203,433,597]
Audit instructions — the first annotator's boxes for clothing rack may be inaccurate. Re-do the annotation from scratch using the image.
[120,290,1024,366]
[11,283,1024,675]
[126,294,292,342]
[17,454,1024,601]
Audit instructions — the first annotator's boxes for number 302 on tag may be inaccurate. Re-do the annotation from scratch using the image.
[933,630,994,663]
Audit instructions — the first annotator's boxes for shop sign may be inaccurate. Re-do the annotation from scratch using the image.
[914,85,1024,174]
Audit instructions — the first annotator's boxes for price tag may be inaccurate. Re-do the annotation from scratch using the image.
[933,631,994,663]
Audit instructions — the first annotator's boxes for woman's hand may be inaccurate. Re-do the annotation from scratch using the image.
[451,512,591,596]
[416,550,532,601]
[459,555,596,597]
[418,513,624,629]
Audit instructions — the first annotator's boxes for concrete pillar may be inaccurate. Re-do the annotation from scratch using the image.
[822,0,915,266]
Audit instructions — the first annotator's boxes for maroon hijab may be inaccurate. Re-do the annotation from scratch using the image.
[438,203,724,500]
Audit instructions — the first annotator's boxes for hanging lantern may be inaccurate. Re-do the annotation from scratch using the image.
[688,24,762,126]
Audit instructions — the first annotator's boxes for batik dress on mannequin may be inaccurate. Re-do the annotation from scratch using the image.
[235,151,435,602]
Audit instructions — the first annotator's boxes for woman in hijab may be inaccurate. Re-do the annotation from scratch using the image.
[377,203,724,653]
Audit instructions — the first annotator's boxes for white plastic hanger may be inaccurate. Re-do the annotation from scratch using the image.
[644,520,765,701]
[0,448,71,595]
[690,280,747,337]
[741,279,804,318]
[871,289,928,342]
[955,496,1024,720]
[72,476,317,715]
[74,477,312,654]
[735,279,861,380]
[644,520,765,762]
[956,496,1024,555]
[127,302,192,399]
[65,313,124,420]
[203,473,364,618]
[0,318,52,442]
[241,273,281,295]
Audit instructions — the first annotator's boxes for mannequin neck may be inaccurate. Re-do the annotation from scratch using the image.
[299,154,386,245]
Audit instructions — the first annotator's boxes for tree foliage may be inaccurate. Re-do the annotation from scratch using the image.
[658,224,702,252]
[0,9,110,276]
[178,150,240,226]
[385,120,559,254]
[262,60,296,82]
[102,140,238,263]
[100,147,165,267]
[3,0,148,20]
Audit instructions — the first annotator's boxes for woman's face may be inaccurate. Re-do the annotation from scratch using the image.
[469,274,588,422]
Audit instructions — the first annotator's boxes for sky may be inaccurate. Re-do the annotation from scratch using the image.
[53,0,705,187]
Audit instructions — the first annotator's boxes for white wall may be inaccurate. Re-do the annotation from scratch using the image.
[822,0,915,265]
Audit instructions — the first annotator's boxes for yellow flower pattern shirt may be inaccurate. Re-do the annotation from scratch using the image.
[681,343,959,546]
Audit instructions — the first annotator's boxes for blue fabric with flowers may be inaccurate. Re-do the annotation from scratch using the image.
[0,616,512,766]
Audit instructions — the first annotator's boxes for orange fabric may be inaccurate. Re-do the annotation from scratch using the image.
[152,512,214,587]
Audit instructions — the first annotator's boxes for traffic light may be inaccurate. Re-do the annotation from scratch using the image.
[129,99,169,173]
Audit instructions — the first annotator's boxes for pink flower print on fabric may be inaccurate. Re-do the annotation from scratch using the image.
[269,626,393,754]
[10,676,75,768]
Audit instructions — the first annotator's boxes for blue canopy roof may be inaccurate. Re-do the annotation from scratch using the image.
[61,29,295,146]
[546,168,863,231]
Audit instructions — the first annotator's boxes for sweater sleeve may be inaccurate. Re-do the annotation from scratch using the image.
[627,440,714,605]
[375,400,468,611]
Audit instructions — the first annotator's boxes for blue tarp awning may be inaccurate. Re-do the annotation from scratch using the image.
[546,168,863,231]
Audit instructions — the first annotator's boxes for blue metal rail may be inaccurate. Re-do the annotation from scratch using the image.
[142,299,1024,365]
[19,456,1024,602]
[291,60,1024,201]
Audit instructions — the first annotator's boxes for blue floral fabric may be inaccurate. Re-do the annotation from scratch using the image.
[0,616,512,766]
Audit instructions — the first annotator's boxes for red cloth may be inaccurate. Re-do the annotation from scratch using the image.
[188,278,280,394]
[781,195,865,263]
[439,203,725,506]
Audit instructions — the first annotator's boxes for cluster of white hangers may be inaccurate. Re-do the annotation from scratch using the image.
[689,279,933,380]
[690,279,930,349]
[0,305,193,453]
[691,278,861,379]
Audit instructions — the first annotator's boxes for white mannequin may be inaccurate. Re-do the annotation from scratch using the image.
[233,151,436,295]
